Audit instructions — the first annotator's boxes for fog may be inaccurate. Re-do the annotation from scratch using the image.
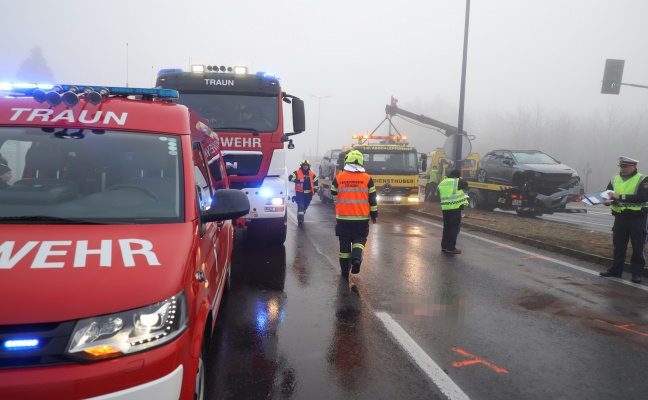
[2,0,647,192]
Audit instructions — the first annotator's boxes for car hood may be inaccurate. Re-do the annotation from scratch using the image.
[0,224,195,324]
[522,163,576,175]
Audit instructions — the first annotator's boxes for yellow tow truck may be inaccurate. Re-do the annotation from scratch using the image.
[318,135,420,212]
[418,148,480,202]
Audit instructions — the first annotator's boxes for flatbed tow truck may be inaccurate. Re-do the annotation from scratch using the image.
[465,180,586,217]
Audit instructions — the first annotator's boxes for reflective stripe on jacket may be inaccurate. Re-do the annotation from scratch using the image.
[438,177,468,210]
[611,173,648,213]
[292,169,318,193]
[333,170,375,220]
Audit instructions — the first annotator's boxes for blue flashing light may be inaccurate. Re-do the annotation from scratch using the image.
[259,188,273,198]
[4,339,40,351]
[256,72,280,80]
[157,68,184,76]
[59,85,179,99]
[1,82,178,100]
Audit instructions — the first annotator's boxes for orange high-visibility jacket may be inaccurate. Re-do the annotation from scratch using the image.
[333,170,376,221]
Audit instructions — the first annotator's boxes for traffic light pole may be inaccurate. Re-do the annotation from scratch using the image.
[454,0,471,170]
[620,82,648,89]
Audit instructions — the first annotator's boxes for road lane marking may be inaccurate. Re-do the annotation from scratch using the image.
[375,311,471,400]
[406,216,648,292]
[451,347,508,374]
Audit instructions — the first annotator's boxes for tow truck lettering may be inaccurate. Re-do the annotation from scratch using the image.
[204,79,234,86]
[220,137,261,148]
[0,239,161,269]
[10,108,128,126]
[374,178,416,184]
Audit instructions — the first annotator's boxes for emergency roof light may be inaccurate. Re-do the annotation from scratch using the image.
[257,71,280,79]
[157,68,184,76]
[0,82,179,106]
[352,135,407,141]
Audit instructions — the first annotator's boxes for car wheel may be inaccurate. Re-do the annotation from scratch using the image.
[477,169,488,183]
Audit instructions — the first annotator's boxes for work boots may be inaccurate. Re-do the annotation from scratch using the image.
[339,259,351,278]
[351,259,361,274]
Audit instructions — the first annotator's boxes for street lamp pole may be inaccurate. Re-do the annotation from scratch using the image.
[309,94,331,157]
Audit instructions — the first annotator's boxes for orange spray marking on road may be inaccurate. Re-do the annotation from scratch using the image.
[595,319,648,337]
[495,243,514,249]
[451,347,509,374]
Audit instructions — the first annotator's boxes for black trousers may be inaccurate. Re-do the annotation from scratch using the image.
[336,221,369,267]
[610,213,647,276]
[441,208,462,251]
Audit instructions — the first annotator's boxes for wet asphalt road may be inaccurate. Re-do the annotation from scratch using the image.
[205,200,648,399]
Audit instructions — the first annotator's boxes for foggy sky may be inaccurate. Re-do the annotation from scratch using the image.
[2,0,647,191]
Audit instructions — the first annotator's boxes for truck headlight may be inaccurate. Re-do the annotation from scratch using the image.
[67,291,188,361]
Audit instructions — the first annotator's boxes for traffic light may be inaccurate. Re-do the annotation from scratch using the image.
[601,59,624,95]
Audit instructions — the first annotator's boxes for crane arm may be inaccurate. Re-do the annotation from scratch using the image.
[385,104,466,137]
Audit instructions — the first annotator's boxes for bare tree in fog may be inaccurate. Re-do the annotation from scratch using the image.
[16,46,55,83]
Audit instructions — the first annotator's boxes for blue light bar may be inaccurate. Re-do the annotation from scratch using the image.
[0,82,179,100]
[157,68,184,76]
[4,339,40,351]
[256,72,280,80]
[59,85,179,99]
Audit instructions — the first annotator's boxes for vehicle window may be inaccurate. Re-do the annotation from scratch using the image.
[193,143,213,211]
[175,94,279,133]
[512,151,557,164]
[0,128,183,224]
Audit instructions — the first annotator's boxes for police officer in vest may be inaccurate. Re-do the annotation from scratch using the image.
[289,160,319,225]
[439,169,469,254]
[600,156,648,283]
[331,150,378,277]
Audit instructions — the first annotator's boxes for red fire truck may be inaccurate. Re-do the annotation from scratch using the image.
[155,65,306,244]
[0,82,249,399]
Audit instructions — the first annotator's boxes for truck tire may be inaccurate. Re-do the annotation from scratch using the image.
[469,191,496,211]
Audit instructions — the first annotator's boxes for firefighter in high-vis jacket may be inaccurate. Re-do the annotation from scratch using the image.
[331,150,378,277]
[289,159,319,224]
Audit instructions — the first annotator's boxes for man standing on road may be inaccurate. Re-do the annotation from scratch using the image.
[599,156,648,284]
[289,160,319,225]
[439,169,469,254]
[332,150,378,278]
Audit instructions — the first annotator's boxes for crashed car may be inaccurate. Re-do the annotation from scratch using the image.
[476,149,583,202]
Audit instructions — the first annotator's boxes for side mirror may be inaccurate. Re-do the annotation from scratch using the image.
[201,189,250,222]
[292,97,305,133]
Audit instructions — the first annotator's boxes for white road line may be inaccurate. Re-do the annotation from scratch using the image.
[407,215,648,292]
[375,312,471,400]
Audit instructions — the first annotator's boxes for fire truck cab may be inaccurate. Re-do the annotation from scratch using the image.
[0,82,249,399]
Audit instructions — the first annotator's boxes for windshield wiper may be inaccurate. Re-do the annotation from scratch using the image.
[212,127,260,136]
[0,216,110,225]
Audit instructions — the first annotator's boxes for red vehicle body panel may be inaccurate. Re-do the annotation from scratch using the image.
[0,92,234,399]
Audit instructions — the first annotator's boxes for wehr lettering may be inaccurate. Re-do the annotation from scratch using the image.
[0,239,161,269]
[220,137,262,148]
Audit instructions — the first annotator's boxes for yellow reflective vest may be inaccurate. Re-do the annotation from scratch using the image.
[438,177,468,211]
[611,173,648,213]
